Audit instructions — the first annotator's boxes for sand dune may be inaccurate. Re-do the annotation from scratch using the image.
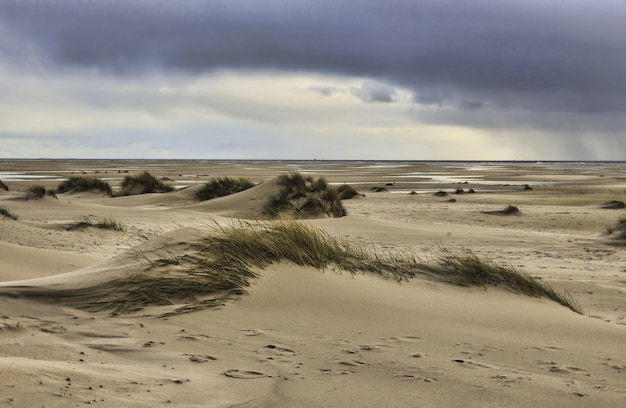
[1,160,626,407]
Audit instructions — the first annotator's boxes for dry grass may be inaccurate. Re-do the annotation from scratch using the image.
[0,205,18,220]
[74,220,580,316]
[263,172,347,218]
[71,217,126,232]
[57,176,113,196]
[437,248,581,314]
[195,177,255,201]
[115,171,173,196]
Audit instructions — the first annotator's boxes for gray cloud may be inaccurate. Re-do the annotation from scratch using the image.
[352,80,396,103]
[2,0,626,116]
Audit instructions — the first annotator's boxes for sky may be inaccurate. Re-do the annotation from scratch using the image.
[1,0,625,160]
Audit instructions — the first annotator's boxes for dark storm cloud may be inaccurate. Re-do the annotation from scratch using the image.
[2,0,626,115]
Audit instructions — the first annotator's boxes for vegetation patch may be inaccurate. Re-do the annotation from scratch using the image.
[605,217,626,239]
[56,220,581,316]
[263,172,347,218]
[69,217,126,232]
[195,177,255,201]
[437,248,581,314]
[0,205,18,220]
[26,185,47,199]
[0,180,8,191]
[115,171,173,196]
[601,200,625,210]
[57,176,113,196]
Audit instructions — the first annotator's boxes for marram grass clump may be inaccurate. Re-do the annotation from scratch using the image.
[75,220,581,316]
[57,176,113,196]
[437,248,581,314]
[264,172,347,218]
[195,177,255,201]
[115,171,173,196]
[0,205,18,220]
[70,217,126,232]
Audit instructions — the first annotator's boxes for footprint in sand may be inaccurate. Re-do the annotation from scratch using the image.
[241,329,264,336]
[383,336,422,343]
[222,369,272,379]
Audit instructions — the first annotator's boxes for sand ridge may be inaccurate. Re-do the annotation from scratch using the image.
[1,160,625,407]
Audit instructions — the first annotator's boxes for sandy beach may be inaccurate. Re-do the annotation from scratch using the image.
[1,159,625,407]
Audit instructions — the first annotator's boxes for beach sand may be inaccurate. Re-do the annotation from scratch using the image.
[1,160,625,407]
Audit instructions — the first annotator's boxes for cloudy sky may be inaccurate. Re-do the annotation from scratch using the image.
[1,0,625,160]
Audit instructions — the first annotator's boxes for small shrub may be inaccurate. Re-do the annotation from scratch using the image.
[57,176,113,196]
[0,205,18,220]
[195,177,255,201]
[116,171,173,196]
[433,190,448,197]
[0,180,8,191]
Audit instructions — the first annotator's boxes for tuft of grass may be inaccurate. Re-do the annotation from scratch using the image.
[115,171,173,196]
[0,180,8,191]
[73,217,126,232]
[195,177,255,201]
[0,205,18,220]
[57,176,113,196]
[437,248,581,314]
[26,185,47,199]
[605,216,626,238]
[263,172,347,218]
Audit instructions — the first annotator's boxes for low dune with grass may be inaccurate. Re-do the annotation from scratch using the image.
[1,159,626,407]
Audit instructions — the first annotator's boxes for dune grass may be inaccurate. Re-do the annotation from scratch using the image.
[57,176,113,196]
[0,205,18,220]
[264,172,347,218]
[26,185,47,199]
[437,248,581,313]
[605,216,626,238]
[115,171,173,196]
[195,177,255,201]
[73,217,126,232]
[83,220,581,316]
[0,180,8,191]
